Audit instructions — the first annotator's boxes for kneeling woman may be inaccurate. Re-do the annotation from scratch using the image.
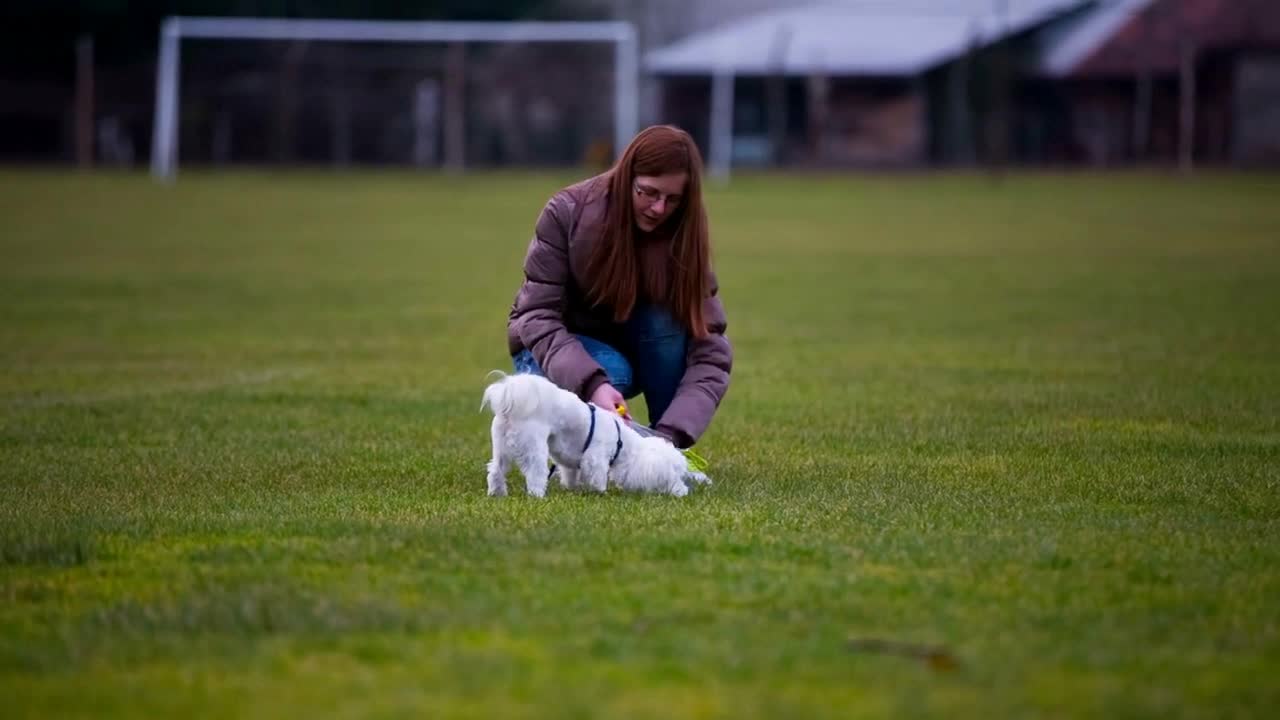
[506,125,732,449]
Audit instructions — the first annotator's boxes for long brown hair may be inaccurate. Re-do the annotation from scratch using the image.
[585,125,712,338]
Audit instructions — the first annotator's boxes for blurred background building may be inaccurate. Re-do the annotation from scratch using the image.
[644,0,1280,168]
[2,0,1277,171]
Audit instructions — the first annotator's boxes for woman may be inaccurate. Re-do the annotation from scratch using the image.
[506,125,731,449]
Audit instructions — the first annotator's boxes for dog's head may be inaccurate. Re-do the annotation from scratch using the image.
[614,435,709,496]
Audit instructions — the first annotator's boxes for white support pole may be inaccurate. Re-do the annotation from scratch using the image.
[151,18,181,181]
[709,66,734,182]
[613,25,638,160]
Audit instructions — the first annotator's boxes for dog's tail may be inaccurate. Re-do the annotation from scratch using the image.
[480,371,542,419]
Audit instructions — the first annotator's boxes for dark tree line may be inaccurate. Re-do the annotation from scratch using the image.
[2,1,588,79]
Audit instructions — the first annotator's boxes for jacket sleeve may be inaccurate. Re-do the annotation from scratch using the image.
[509,193,610,400]
[654,273,732,448]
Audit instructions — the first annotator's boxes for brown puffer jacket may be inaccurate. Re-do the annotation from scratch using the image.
[506,173,732,448]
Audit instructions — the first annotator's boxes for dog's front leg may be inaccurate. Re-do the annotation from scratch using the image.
[558,465,585,491]
[683,470,712,487]
[578,451,609,494]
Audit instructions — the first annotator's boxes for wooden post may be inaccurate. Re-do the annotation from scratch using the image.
[1179,40,1196,173]
[1131,7,1151,163]
[276,40,308,164]
[444,42,466,172]
[1134,70,1152,162]
[915,75,931,165]
[331,48,352,168]
[991,0,1011,176]
[75,35,94,168]
[212,112,232,164]
[332,89,352,167]
[1177,0,1196,174]
[947,21,980,166]
[766,25,792,166]
[806,73,828,164]
[766,75,787,166]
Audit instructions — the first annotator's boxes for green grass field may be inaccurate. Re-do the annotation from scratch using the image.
[2,169,1278,718]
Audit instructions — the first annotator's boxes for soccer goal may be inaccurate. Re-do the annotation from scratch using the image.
[150,16,638,180]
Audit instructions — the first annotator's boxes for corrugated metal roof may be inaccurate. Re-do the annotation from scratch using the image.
[644,0,1090,76]
[1037,0,1157,76]
[1037,0,1280,77]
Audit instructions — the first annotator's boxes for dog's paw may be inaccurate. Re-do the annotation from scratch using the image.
[668,482,689,498]
[684,471,712,486]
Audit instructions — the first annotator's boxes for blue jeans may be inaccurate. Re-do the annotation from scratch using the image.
[513,304,689,426]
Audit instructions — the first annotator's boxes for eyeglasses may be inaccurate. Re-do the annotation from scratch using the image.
[633,181,682,210]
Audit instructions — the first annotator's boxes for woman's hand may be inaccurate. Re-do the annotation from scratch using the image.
[590,383,629,418]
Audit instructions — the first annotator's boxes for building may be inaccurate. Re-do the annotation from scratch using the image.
[1031,0,1280,166]
[644,0,1091,170]
[645,0,1280,169]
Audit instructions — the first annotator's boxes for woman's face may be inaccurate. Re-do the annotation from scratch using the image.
[631,172,687,233]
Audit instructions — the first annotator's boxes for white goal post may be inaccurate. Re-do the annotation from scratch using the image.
[150,16,638,180]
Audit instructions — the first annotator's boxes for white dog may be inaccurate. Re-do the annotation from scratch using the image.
[480,372,710,498]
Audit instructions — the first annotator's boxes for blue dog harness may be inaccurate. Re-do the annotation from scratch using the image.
[548,403,623,479]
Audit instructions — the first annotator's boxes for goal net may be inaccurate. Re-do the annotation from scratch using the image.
[150,17,637,179]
